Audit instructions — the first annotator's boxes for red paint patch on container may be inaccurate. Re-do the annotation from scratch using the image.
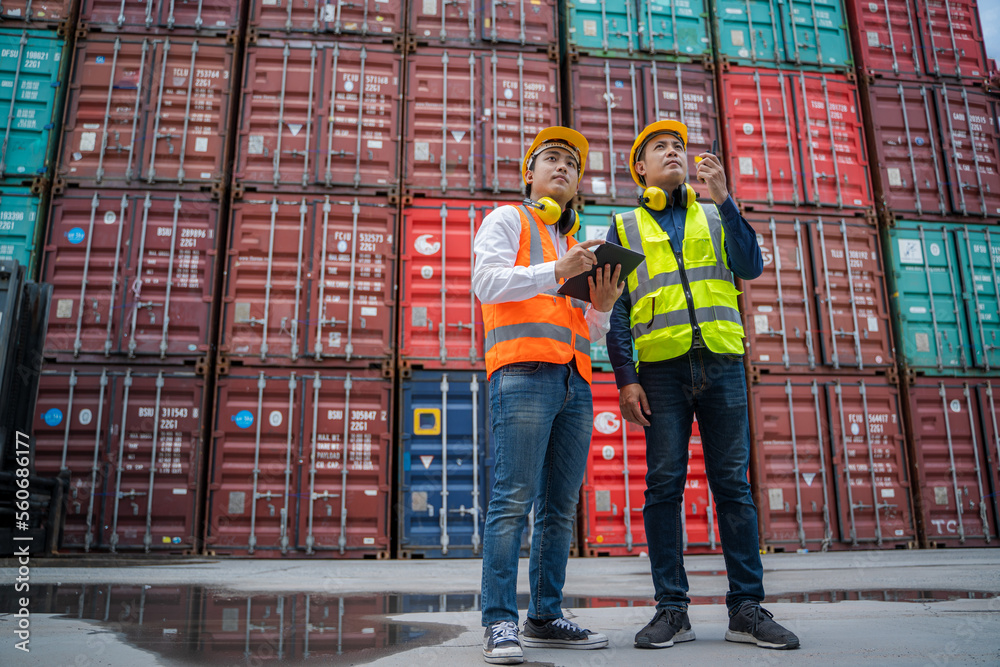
[248,0,402,39]
[79,0,241,34]
[42,190,220,364]
[59,35,236,190]
[33,365,207,553]
[206,369,391,558]
[233,39,401,194]
[220,196,395,369]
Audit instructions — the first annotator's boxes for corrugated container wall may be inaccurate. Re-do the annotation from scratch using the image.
[1,0,74,30]
[563,0,712,61]
[248,0,403,40]
[408,0,557,52]
[78,0,242,35]
[0,187,46,278]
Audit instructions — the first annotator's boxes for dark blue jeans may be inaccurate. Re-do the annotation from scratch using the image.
[481,361,592,626]
[639,349,764,613]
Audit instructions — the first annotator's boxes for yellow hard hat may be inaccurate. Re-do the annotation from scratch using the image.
[629,120,689,187]
[522,126,589,184]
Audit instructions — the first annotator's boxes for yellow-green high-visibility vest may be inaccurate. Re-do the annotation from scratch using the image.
[614,202,745,362]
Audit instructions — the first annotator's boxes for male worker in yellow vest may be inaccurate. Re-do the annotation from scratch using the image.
[606,121,800,650]
[473,127,622,664]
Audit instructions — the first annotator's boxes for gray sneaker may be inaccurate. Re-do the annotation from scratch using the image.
[725,602,800,649]
[483,620,523,664]
[634,607,696,649]
[521,617,608,649]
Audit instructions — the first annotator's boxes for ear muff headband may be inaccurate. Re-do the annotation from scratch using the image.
[638,184,697,211]
[523,198,580,237]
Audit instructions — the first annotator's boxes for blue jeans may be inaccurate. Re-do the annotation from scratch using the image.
[639,349,764,613]
[481,361,592,626]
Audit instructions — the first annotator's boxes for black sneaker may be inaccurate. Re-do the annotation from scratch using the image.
[634,607,696,649]
[483,620,523,664]
[725,602,800,649]
[521,617,609,649]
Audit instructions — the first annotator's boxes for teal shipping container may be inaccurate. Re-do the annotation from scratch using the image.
[578,204,637,371]
[886,221,1000,376]
[565,0,711,60]
[0,29,67,186]
[711,0,852,71]
[0,187,43,279]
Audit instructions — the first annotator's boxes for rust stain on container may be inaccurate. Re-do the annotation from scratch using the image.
[403,49,560,196]
[720,68,872,212]
[907,379,999,547]
[43,190,220,364]
[220,196,396,368]
[248,0,402,38]
[398,199,490,370]
[59,35,236,189]
[206,369,392,558]
[753,375,916,551]
[33,365,208,553]
[408,0,557,48]
[79,0,241,34]
[233,39,401,194]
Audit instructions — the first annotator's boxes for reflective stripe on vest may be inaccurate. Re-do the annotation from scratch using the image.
[486,322,591,356]
[617,202,745,361]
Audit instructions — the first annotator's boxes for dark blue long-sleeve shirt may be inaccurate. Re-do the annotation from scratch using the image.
[605,195,762,389]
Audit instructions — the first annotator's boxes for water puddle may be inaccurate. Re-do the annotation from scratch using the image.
[1,585,994,664]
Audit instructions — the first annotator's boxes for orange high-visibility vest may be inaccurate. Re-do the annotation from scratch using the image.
[482,205,593,383]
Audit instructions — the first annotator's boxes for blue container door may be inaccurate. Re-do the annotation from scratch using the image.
[566,0,639,56]
[0,29,65,184]
[954,225,1000,373]
[0,187,40,277]
[712,0,783,66]
[400,371,488,558]
[637,0,711,59]
[783,0,852,69]
[888,222,971,374]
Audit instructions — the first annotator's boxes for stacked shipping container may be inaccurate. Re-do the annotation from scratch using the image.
[844,0,1000,548]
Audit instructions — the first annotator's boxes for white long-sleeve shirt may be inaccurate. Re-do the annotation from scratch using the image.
[473,204,611,342]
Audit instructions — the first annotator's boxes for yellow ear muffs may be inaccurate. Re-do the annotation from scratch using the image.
[679,183,697,208]
[534,196,562,225]
[640,187,667,211]
[558,209,580,237]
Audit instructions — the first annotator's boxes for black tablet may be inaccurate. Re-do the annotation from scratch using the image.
[556,243,646,302]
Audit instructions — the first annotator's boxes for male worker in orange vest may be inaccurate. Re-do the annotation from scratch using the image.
[473,127,622,664]
[607,120,800,650]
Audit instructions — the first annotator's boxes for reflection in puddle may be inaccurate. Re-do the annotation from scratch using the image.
[1,585,994,664]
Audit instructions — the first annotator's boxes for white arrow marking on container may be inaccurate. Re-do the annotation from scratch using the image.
[451,131,466,142]
[288,123,303,136]
[420,455,434,469]
[802,473,816,487]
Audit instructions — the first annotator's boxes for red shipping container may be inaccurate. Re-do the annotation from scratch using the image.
[753,375,916,551]
[844,0,927,79]
[972,380,1000,539]
[720,68,872,211]
[58,35,236,191]
[233,39,401,195]
[248,0,403,39]
[399,199,495,371]
[918,0,989,80]
[206,369,392,558]
[402,49,560,197]
[907,379,999,547]
[1,0,73,27]
[580,374,722,557]
[33,365,208,553]
[42,190,220,364]
[79,0,241,34]
[407,0,557,49]
[744,213,893,374]
[219,196,395,369]
[934,84,1000,219]
[862,79,950,219]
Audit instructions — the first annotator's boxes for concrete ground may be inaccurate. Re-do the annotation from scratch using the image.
[1,549,998,665]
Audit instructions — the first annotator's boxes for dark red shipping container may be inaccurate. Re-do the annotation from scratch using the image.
[42,190,221,364]
[398,199,494,371]
[79,0,241,35]
[403,49,560,196]
[1,0,73,27]
[844,0,927,79]
[720,68,872,211]
[972,380,1000,541]
[58,35,236,191]
[752,375,916,551]
[248,0,403,39]
[407,0,557,50]
[33,365,208,553]
[219,196,396,369]
[233,39,401,195]
[907,379,1000,547]
[580,374,722,557]
[743,213,893,374]
[206,369,392,557]
[918,0,989,80]
[934,84,1000,219]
